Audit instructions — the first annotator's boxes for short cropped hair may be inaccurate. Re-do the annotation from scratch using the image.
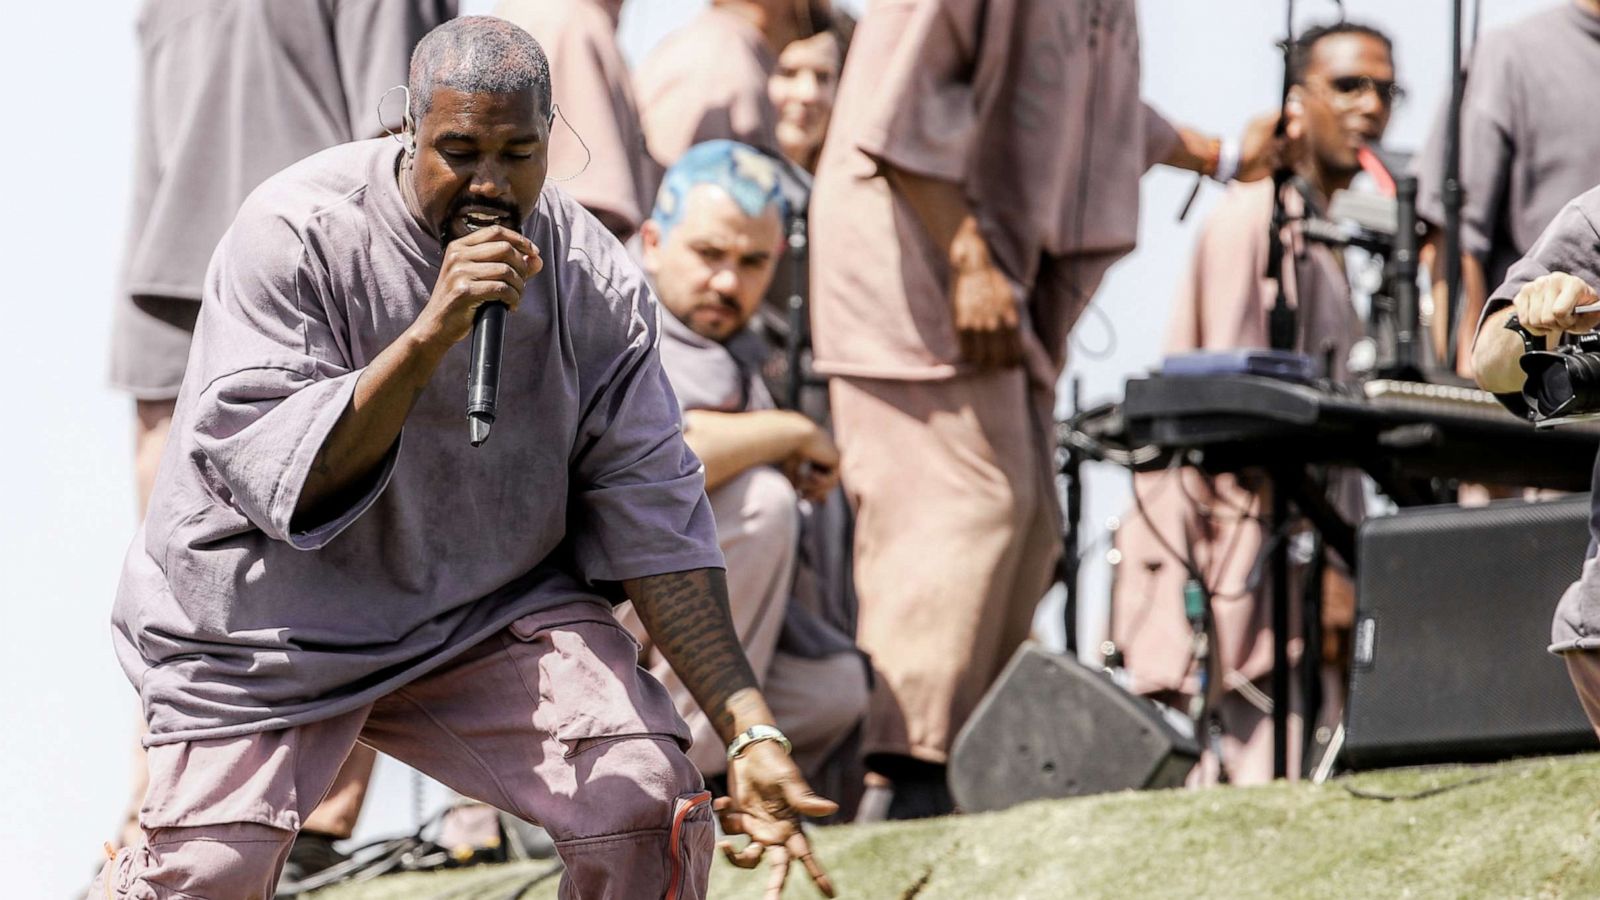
[1289,21,1394,85]
[408,16,552,118]
[651,141,789,237]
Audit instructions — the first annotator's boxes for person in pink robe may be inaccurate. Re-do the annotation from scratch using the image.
[810,0,1288,818]
[1113,22,1398,786]
[494,0,658,240]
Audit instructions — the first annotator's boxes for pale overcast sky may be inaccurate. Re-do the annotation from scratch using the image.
[0,2,1558,896]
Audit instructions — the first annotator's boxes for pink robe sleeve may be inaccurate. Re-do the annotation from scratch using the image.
[850,0,986,182]
[1142,101,1182,173]
[1164,183,1272,356]
[637,61,774,164]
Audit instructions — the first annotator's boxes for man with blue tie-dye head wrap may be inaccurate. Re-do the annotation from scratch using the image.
[620,141,869,873]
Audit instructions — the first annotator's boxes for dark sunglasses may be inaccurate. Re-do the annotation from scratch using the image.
[1319,74,1406,104]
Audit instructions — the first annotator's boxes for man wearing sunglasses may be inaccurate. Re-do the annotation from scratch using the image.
[1113,22,1397,785]
[1417,1,1600,371]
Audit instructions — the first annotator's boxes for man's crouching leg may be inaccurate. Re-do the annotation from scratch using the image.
[1565,650,1600,739]
[506,619,714,900]
[357,614,715,900]
[97,822,295,900]
[93,710,368,899]
[547,735,714,900]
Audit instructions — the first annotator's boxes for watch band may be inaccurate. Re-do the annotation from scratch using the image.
[1503,312,1545,354]
[726,724,792,761]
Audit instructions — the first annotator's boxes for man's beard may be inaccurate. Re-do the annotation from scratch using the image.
[684,295,745,341]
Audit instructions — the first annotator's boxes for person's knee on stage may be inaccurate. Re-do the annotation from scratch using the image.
[98,821,298,900]
[716,465,802,568]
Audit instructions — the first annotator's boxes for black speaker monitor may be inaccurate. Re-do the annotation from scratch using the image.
[1344,496,1600,769]
[949,644,1199,813]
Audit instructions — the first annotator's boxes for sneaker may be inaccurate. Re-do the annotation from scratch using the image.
[276,831,349,896]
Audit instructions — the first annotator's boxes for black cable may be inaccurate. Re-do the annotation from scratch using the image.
[1341,770,1502,802]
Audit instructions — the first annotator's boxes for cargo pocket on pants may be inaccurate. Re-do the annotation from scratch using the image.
[667,791,713,900]
[507,610,693,756]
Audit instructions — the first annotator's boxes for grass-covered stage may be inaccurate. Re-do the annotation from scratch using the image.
[317,753,1600,898]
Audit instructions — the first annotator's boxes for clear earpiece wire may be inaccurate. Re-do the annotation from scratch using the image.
[378,84,416,154]
[545,104,593,183]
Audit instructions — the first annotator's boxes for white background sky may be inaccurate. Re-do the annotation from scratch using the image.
[0,1,1558,895]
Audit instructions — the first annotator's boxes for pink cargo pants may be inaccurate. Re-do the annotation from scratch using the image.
[94,604,713,899]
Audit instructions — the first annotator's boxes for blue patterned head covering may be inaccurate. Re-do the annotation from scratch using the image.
[652,140,788,237]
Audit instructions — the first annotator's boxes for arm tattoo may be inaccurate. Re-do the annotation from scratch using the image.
[627,568,759,737]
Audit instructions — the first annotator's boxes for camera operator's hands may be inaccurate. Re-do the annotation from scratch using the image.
[1512,272,1600,338]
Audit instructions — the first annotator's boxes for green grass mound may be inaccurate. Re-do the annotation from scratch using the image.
[318,753,1600,899]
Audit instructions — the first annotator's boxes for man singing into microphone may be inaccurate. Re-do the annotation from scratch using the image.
[97,17,834,899]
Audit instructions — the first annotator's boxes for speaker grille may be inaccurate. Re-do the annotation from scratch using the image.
[1344,496,1600,769]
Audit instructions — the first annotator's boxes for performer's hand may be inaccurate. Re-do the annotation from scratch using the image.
[1235,110,1302,182]
[949,227,1022,369]
[1512,272,1600,337]
[784,424,840,503]
[718,740,838,899]
[415,225,542,346]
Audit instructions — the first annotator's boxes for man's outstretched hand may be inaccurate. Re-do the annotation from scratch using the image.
[716,740,839,899]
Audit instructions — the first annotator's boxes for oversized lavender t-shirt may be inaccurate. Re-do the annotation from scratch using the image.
[1414,2,1600,291]
[113,139,724,745]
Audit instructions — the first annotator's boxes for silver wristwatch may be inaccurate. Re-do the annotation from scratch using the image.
[726,724,793,761]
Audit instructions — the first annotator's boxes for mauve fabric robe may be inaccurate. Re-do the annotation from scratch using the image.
[1413,1,1600,293]
[494,0,659,240]
[809,0,1176,766]
[113,139,723,745]
[633,5,781,166]
[1111,180,1365,784]
[111,0,454,399]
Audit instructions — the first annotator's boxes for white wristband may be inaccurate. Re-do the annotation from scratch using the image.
[1212,138,1241,183]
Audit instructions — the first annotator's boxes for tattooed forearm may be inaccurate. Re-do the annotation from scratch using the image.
[625,568,764,740]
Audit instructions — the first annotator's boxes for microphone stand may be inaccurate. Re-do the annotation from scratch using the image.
[1443,0,1466,373]
[1264,0,1298,782]
[1267,2,1298,357]
[784,211,808,412]
[1060,378,1084,656]
[1384,174,1425,381]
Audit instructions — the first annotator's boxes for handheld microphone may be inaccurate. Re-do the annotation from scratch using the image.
[461,217,513,447]
[467,300,504,447]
